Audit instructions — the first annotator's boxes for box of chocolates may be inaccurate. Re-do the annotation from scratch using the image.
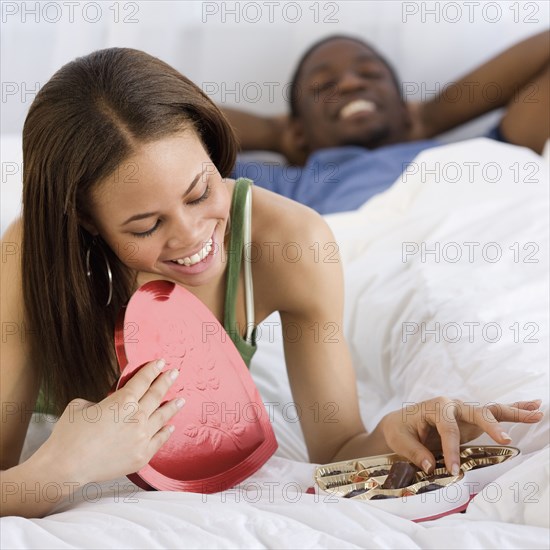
[314,445,520,521]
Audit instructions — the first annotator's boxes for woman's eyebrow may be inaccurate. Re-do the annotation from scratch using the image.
[120,169,206,226]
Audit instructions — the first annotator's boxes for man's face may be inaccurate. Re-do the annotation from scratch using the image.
[293,38,411,153]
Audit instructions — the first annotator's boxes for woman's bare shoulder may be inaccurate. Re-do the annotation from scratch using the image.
[250,186,343,317]
[251,185,326,240]
[1,216,40,470]
[1,216,23,242]
[1,216,23,287]
[1,216,26,327]
[1,216,25,323]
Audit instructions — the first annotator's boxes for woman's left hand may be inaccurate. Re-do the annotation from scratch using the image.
[377,397,543,475]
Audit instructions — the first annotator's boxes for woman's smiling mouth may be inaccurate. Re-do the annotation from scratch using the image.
[162,230,219,276]
[169,238,213,266]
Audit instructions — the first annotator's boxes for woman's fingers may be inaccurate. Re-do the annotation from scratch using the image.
[487,402,544,424]
[138,367,181,417]
[111,358,185,435]
[381,397,544,483]
[508,399,542,411]
[148,424,176,458]
[149,397,185,435]
[460,404,513,445]
[120,359,166,401]
[433,402,462,476]
[383,416,436,474]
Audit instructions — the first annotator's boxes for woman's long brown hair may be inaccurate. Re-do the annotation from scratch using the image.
[22,48,237,415]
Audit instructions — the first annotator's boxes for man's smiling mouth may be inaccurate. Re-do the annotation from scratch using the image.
[339,99,377,120]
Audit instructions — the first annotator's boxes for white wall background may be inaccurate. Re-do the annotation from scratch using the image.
[1,0,549,232]
[2,0,549,135]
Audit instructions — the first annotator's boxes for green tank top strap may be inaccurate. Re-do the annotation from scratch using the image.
[34,387,53,416]
[223,178,257,368]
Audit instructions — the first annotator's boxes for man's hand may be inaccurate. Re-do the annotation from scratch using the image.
[272,114,309,166]
[405,101,431,142]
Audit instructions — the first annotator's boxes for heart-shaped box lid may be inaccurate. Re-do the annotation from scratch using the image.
[114,280,277,492]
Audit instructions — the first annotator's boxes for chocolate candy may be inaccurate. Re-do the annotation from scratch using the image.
[466,452,492,460]
[369,469,390,477]
[321,469,343,477]
[430,473,454,480]
[381,461,417,489]
[417,483,443,494]
[326,480,348,489]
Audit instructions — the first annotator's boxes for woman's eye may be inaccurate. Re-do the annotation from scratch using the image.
[189,184,211,205]
[132,219,161,238]
[129,184,211,238]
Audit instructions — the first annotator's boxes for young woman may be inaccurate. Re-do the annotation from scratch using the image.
[0,48,542,518]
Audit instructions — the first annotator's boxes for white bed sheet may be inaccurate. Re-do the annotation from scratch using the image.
[2,138,549,548]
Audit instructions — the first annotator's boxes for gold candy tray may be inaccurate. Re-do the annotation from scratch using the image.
[315,445,520,503]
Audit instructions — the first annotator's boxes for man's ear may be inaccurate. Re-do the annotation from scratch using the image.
[401,100,413,129]
[290,117,307,149]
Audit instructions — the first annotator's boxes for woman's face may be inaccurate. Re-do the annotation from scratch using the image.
[87,130,231,288]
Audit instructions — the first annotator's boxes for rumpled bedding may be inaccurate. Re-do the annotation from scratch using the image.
[2,138,548,549]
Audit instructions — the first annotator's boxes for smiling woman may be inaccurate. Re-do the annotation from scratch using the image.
[83,134,230,285]
[0,47,543,519]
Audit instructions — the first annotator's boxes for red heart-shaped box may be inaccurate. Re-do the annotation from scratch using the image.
[114,280,278,492]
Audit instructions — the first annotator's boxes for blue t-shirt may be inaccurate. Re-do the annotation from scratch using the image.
[232,126,508,215]
[233,140,440,215]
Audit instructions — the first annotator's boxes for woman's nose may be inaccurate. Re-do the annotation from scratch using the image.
[165,212,205,250]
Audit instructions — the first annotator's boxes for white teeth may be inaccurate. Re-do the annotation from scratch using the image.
[339,99,376,119]
[170,238,213,267]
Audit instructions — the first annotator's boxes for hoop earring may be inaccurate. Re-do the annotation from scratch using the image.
[86,239,113,307]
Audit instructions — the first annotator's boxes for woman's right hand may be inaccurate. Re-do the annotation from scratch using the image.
[30,359,184,486]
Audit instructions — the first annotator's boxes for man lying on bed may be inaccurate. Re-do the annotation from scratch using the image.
[225,30,549,215]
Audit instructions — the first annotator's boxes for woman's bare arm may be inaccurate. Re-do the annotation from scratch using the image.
[0,219,63,517]
[1,219,183,517]
[256,203,379,463]
[254,188,543,471]
[0,219,38,472]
